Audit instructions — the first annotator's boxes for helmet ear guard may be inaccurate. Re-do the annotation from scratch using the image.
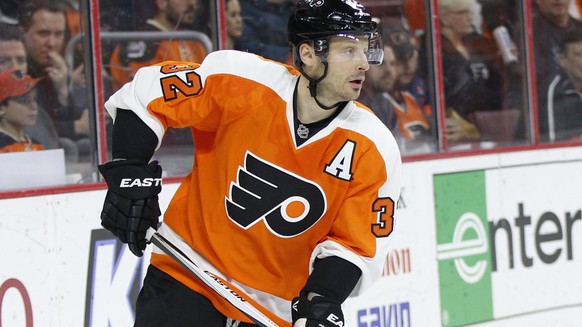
[292,39,328,68]
[313,39,328,57]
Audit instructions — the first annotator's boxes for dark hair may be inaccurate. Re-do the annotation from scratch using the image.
[19,0,67,31]
[0,23,24,42]
[559,28,582,54]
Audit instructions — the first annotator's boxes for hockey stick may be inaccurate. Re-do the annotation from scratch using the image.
[145,228,279,327]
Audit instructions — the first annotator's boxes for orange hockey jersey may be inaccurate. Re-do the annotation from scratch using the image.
[104,50,402,325]
[389,91,431,140]
[108,20,208,90]
[0,133,44,152]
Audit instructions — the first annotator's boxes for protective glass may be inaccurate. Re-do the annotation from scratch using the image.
[325,33,384,65]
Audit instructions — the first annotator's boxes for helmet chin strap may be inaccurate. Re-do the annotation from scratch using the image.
[299,60,345,111]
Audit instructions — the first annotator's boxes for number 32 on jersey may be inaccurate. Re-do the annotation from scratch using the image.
[325,140,395,238]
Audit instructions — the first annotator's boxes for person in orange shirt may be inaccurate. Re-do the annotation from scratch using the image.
[360,27,434,154]
[108,0,209,90]
[108,0,209,149]
[98,0,402,326]
[385,27,435,153]
[0,69,44,152]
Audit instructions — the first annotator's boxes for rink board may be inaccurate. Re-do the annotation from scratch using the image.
[1,146,582,326]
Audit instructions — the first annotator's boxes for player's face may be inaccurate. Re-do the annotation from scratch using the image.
[317,35,370,103]
[23,10,66,67]
[367,46,399,93]
[167,0,197,28]
[560,41,582,81]
[0,91,38,128]
[0,41,27,73]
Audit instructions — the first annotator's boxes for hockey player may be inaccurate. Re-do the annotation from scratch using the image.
[98,0,402,326]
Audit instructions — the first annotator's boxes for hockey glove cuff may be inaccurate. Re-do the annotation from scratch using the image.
[291,294,344,327]
[98,159,162,257]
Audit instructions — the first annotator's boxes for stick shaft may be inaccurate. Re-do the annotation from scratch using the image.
[146,228,279,327]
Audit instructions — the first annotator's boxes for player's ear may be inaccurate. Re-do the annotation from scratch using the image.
[299,42,317,67]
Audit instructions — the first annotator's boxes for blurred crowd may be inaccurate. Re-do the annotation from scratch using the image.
[0,0,581,179]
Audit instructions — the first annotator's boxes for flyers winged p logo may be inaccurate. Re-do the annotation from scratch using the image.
[225,152,326,237]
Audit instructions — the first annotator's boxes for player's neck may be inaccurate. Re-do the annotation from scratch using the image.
[296,76,339,124]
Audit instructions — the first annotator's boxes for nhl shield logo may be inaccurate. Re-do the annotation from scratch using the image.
[296,124,310,139]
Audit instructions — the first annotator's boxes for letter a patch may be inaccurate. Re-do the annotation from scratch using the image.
[324,140,355,181]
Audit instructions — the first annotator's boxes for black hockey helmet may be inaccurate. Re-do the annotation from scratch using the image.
[288,0,383,66]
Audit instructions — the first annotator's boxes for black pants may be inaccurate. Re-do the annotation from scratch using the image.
[134,265,256,327]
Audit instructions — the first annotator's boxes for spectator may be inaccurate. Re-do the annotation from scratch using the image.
[238,0,295,63]
[21,0,70,112]
[533,0,582,118]
[438,0,504,143]
[20,0,88,160]
[359,44,400,129]
[542,28,582,141]
[360,28,435,155]
[225,0,243,50]
[387,27,435,153]
[0,22,60,150]
[0,24,27,74]
[109,0,210,151]
[108,0,208,89]
[0,69,44,152]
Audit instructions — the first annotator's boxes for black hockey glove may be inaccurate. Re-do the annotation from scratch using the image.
[291,294,344,327]
[98,159,162,257]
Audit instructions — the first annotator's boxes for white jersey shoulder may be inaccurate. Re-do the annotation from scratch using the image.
[197,50,298,98]
[104,50,298,146]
